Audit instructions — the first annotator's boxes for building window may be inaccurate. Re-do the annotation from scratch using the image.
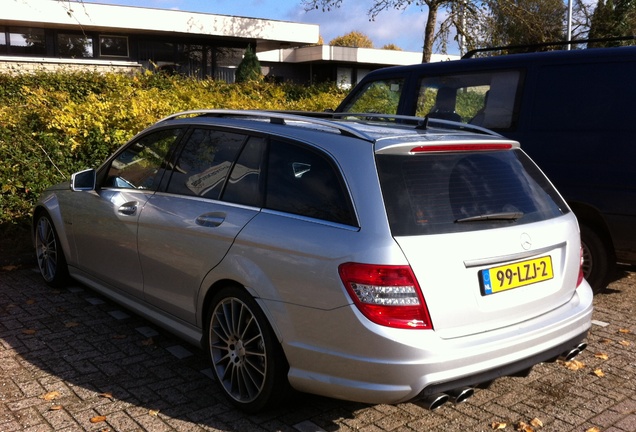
[99,35,128,57]
[8,27,46,56]
[0,27,6,53]
[58,33,94,58]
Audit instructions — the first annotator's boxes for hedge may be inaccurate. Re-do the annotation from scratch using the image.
[0,71,347,226]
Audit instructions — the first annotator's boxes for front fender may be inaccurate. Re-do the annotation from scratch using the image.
[33,187,74,266]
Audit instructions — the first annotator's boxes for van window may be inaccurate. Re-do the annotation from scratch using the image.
[341,78,404,114]
[416,71,522,130]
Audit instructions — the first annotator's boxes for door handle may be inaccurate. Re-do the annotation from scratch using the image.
[118,201,138,215]
[196,213,225,227]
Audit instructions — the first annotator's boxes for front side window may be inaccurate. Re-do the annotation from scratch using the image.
[341,78,404,115]
[377,149,567,236]
[416,70,522,130]
[104,128,184,190]
[166,128,246,199]
[266,140,356,226]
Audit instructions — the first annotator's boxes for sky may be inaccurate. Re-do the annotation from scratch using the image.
[80,0,444,54]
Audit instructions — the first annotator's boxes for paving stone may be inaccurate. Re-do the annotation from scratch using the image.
[1,265,635,431]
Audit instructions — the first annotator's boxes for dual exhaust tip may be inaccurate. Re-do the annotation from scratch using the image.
[557,342,588,362]
[422,342,588,411]
[421,387,474,410]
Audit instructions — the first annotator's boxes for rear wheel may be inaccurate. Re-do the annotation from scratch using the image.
[580,224,614,294]
[206,286,291,412]
[34,213,69,288]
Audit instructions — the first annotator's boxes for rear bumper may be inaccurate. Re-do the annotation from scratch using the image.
[415,331,587,399]
[284,281,594,404]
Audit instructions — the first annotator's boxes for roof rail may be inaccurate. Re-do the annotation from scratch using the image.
[330,112,501,137]
[157,109,376,141]
[462,35,636,59]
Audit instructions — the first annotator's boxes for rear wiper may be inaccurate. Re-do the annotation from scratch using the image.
[456,212,524,223]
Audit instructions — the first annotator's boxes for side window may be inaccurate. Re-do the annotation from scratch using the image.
[221,136,266,207]
[265,140,356,226]
[416,70,521,130]
[166,128,246,199]
[104,128,183,190]
[342,78,404,114]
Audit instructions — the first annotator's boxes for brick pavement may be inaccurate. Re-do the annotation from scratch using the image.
[0,265,634,432]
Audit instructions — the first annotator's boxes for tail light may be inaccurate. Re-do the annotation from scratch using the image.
[338,263,433,330]
[577,246,585,288]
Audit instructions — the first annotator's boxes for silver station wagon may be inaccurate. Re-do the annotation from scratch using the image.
[33,110,593,412]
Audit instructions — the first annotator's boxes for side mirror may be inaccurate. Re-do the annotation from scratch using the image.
[70,169,96,191]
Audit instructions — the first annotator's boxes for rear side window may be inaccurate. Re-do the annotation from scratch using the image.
[340,78,404,115]
[266,140,356,226]
[377,150,568,236]
[416,70,521,130]
[166,128,246,199]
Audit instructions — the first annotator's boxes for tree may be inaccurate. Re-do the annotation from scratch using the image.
[461,0,569,54]
[302,0,474,63]
[382,43,403,50]
[235,45,263,83]
[329,31,374,47]
[588,0,636,46]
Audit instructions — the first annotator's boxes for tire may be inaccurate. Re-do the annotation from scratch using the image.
[34,213,69,288]
[206,286,291,413]
[580,224,614,294]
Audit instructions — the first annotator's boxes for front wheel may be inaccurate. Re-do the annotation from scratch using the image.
[580,224,614,294]
[34,213,69,288]
[206,286,291,413]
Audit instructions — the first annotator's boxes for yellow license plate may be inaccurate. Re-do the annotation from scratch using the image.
[480,256,553,295]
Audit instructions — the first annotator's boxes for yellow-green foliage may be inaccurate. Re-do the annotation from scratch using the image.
[0,71,347,224]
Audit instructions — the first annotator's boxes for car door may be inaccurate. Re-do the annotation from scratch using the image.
[137,129,265,323]
[71,127,185,297]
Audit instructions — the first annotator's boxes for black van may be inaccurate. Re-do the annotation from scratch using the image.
[336,46,636,293]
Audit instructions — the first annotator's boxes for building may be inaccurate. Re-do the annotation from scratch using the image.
[1,0,457,83]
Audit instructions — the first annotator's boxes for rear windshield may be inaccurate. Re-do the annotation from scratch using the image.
[376,149,568,236]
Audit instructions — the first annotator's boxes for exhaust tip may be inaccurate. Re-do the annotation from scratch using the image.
[558,347,581,362]
[421,393,450,410]
[447,387,474,404]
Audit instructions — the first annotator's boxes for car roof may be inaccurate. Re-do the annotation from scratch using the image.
[349,45,636,80]
[155,110,519,154]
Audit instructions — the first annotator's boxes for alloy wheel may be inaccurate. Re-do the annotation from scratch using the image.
[209,296,267,404]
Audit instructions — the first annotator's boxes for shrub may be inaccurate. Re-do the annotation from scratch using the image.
[0,71,347,226]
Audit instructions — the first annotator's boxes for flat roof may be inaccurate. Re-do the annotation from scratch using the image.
[2,0,320,51]
[258,46,459,66]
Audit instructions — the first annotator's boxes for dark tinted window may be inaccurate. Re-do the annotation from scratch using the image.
[104,128,183,190]
[266,140,356,226]
[377,150,567,236]
[222,136,266,207]
[166,129,245,199]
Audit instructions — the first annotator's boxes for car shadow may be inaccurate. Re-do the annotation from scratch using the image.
[0,267,371,431]
[600,263,636,295]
